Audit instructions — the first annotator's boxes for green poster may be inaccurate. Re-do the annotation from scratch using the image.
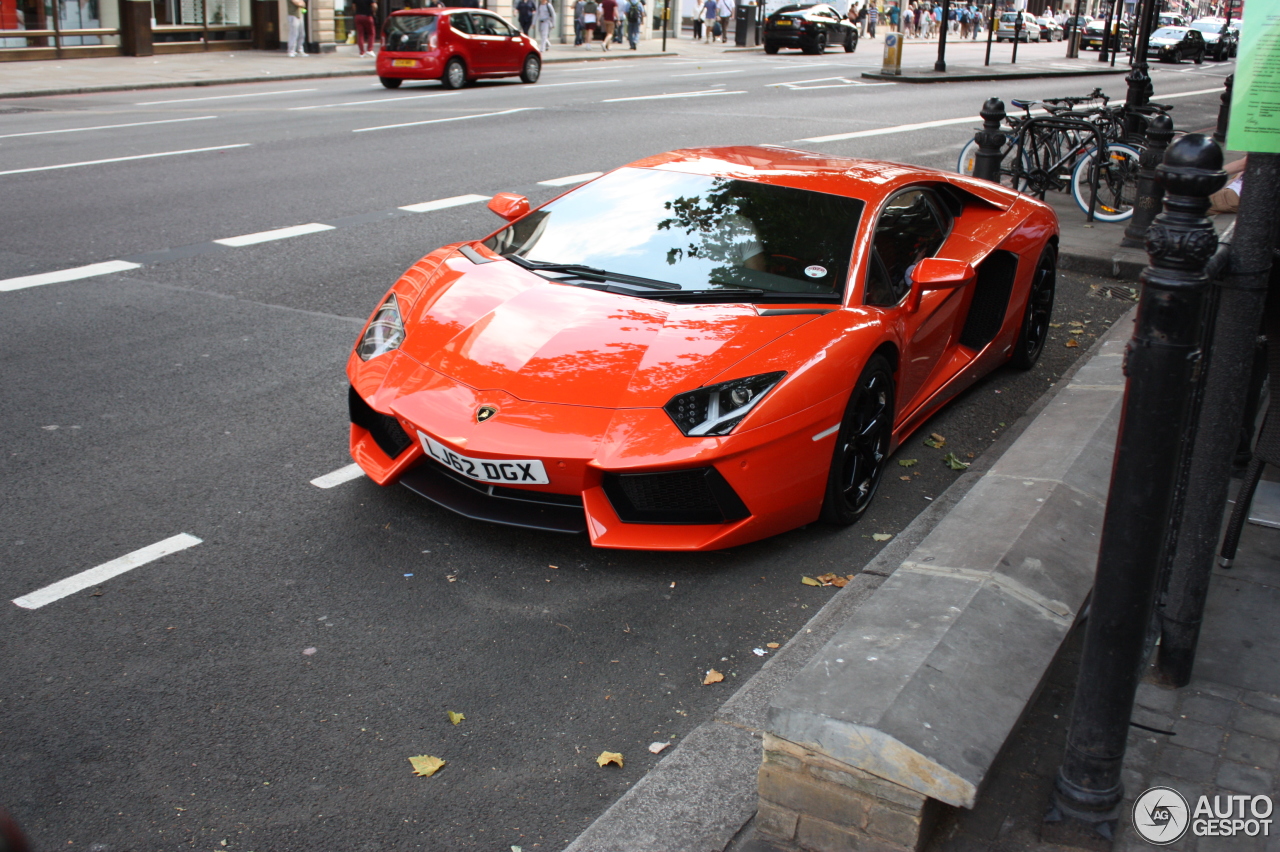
[1226,9,1280,153]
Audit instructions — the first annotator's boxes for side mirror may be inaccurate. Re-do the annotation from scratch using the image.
[907,258,975,312]
[488,192,530,222]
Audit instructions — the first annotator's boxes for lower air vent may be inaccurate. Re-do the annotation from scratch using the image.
[602,468,750,525]
[349,386,413,459]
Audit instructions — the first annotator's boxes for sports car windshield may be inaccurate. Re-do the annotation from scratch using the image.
[484,167,864,300]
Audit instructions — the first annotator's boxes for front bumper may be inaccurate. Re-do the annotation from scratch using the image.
[346,350,843,550]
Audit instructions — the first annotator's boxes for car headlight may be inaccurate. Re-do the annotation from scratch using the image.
[664,372,786,437]
[357,293,406,361]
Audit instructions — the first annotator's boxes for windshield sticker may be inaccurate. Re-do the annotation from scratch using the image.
[805,265,827,279]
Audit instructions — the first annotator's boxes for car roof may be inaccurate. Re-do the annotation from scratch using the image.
[389,7,499,15]
[622,146,1017,211]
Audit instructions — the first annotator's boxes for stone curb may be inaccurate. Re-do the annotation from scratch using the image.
[861,65,1128,83]
[560,309,1138,852]
[1058,248,1147,281]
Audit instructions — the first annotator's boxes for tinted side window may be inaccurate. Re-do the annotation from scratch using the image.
[448,12,473,33]
[865,189,946,307]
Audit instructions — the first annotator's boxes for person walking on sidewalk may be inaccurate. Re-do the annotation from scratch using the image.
[624,0,644,48]
[535,0,556,51]
[582,0,598,45]
[516,0,536,33]
[699,0,718,41]
[353,0,376,55]
[600,0,618,49]
[865,2,876,37]
[287,0,306,56]
[887,1,898,32]
[716,0,732,41]
[574,0,585,44]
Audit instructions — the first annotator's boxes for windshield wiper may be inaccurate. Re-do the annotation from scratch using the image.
[504,255,681,290]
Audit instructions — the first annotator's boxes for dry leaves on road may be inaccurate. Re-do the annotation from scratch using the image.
[805,573,855,588]
[597,751,624,768]
[649,741,670,754]
[898,458,918,467]
[408,755,446,777]
[703,668,725,684]
[447,711,465,726]
[872,533,893,541]
[942,452,971,471]
[924,433,946,449]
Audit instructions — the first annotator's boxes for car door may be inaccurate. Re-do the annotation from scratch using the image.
[466,13,502,72]
[446,12,483,71]
[863,188,964,413]
[486,14,526,72]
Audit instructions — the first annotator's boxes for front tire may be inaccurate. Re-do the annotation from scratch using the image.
[1194,47,1204,64]
[520,53,541,83]
[844,31,855,51]
[441,57,467,89]
[379,76,403,89]
[1011,246,1056,370]
[820,356,894,526]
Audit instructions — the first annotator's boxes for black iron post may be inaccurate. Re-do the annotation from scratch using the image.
[1213,74,1233,145]
[984,3,995,64]
[1124,0,1158,140]
[1121,113,1174,248]
[935,0,951,71]
[1156,154,1280,687]
[1011,10,1020,63]
[661,0,667,50]
[1051,134,1226,830]
[1066,0,1082,56]
[1099,0,1114,61]
[972,98,1007,183]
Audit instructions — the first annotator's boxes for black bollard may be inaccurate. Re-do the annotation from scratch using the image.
[1121,113,1174,249]
[1123,0,1158,141]
[971,98,1006,184]
[1214,74,1233,146]
[1050,135,1226,831]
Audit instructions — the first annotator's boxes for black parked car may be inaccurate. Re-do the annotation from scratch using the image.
[763,4,858,54]
[1190,18,1237,60]
[1147,26,1206,63]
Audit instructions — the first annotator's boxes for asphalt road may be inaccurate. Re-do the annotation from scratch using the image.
[0,46,1228,851]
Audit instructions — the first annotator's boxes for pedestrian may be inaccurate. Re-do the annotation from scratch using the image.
[717,0,731,41]
[600,0,618,49]
[700,0,718,41]
[516,0,536,33]
[1208,156,1247,215]
[353,0,376,56]
[865,2,876,37]
[287,0,306,56]
[625,0,644,48]
[958,4,969,38]
[887,0,898,32]
[612,0,626,43]
[574,0,585,43]
[535,0,555,51]
[582,0,598,45]
[855,3,866,36]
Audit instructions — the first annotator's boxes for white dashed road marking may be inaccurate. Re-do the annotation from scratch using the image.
[214,223,336,247]
[0,144,251,177]
[672,68,747,77]
[135,88,317,105]
[289,92,461,110]
[603,89,746,102]
[797,114,982,143]
[0,260,142,293]
[767,77,893,90]
[539,172,604,187]
[0,116,218,140]
[12,533,203,610]
[311,463,366,489]
[399,194,489,213]
[529,79,621,87]
[353,107,540,133]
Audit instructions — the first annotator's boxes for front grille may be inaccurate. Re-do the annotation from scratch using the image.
[349,386,414,460]
[603,468,750,525]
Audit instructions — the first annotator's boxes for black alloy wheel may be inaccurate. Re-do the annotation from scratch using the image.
[379,76,403,89]
[821,355,894,525]
[805,32,826,54]
[844,30,855,51]
[442,57,467,89]
[521,53,541,82]
[764,39,780,53]
[1011,245,1057,370]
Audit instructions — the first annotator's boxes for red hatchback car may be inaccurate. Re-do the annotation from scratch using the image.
[376,7,541,90]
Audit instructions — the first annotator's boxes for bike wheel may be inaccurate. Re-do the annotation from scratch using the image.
[957,135,1024,190]
[1070,142,1142,222]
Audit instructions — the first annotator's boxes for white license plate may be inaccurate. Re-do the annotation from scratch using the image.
[419,432,550,485]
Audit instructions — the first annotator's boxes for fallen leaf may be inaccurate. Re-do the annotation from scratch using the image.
[942,452,971,471]
[649,741,670,754]
[872,533,893,541]
[766,642,780,649]
[447,711,464,726]
[1066,339,1079,348]
[1049,322,1063,328]
[924,435,946,449]
[703,669,725,685]
[597,751,624,768]
[815,572,850,587]
[897,458,918,467]
[408,755,445,777]
[801,576,821,586]
[302,647,317,656]
[549,565,559,569]
[900,475,912,481]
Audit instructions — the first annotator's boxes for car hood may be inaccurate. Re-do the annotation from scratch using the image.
[397,253,821,409]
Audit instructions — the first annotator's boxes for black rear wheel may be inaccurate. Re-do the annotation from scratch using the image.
[844,31,855,51]
[1011,245,1056,370]
[379,76,403,89]
[442,57,467,89]
[820,356,894,525]
[764,39,780,53]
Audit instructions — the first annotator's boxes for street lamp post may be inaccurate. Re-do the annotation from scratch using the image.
[935,0,950,71]
[1123,0,1158,141]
